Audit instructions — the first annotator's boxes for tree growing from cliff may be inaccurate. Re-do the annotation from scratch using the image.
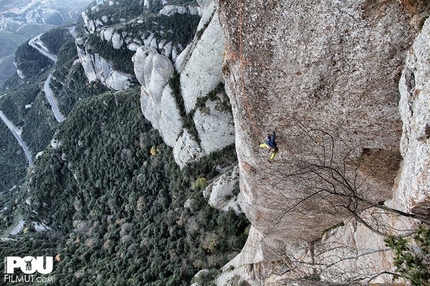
[263,122,430,284]
[278,124,429,233]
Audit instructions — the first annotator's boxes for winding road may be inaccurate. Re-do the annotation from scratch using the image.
[44,74,65,122]
[28,34,65,122]
[0,111,33,166]
[28,35,57,62]
[0,33,67,167]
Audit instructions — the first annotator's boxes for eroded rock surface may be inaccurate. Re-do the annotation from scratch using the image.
[396,16,430,217]
[134,0,235,167]
[76,38,132,91]
[204,165,241,214]
[178,0,225,113]
[217,0,425,284]
[133,46,181,147]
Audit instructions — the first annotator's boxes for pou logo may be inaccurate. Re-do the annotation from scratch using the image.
[5,256,53,274]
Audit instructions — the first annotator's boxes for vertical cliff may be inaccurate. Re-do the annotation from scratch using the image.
[397,13,430,218]
[217,0,429,284]
[134,0,235,167]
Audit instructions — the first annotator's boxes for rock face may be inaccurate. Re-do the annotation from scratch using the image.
[81,0,199,61]
[77,0,234,167]
[135,0,235,167]
[194,99,235,153]
[396,17,430,217]
[133,46,181,147]
[77,44,132,91]
[217,0,427,284]
[204,165,241,214]
[173,130,202,166]
[177,0,225,113]
[159,5,202,16]
[312,211,415,285]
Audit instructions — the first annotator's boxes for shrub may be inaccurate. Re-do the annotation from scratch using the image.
[193,177,207,190]
[385,225,430,286]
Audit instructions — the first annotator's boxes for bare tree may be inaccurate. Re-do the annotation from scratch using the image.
[238,122,429,285]
[287,127,429,227]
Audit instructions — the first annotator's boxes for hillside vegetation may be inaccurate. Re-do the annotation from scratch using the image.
[1,89,248,285]
[0,27,82,192]
[0,2,250,285]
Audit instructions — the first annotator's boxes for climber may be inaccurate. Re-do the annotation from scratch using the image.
[259,131,278,162]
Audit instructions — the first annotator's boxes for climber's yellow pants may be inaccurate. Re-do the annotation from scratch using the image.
[260,143,277,161]
[269,150,277,161]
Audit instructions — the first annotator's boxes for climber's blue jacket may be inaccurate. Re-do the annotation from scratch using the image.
[266,131,276,149]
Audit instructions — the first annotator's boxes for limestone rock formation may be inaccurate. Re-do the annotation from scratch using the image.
[217,0,428,284]
[77,44,132,91]
[142,0,209,12]
[204,165,241,214]
[133,46,181,147]
[311,211,416,285]
[100,27,114,42]
[177,0,225,113]
[134,0,235,167]
[80,1,192,62]
[159,5,202,16]
[396,16,430,217]
[111,32,123,50]
[194,98,235,153]
[81,9,101,34]
[78,1,234,166]
[173,130,202,167]
[172,1,233,166]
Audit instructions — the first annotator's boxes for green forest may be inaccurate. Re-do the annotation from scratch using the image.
[0,89,248,285]
[0,2,250,285]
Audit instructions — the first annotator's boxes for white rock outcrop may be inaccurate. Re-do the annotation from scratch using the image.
[194,99,235,153]
[171,2,232,165]
[111,32,123,49]
[104,70,131,91]
[128,42,140,51]
[81,9,103,33]
[77,47,132,91]
[177,0,225,113]
[134,0,234,167]
[133,46,182,147]
[16,69,25,79]
[159,5,202,16]
[173,130,201,167]
[101,27,114,42]
[396,17,430,216]
[205,165,241,214]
